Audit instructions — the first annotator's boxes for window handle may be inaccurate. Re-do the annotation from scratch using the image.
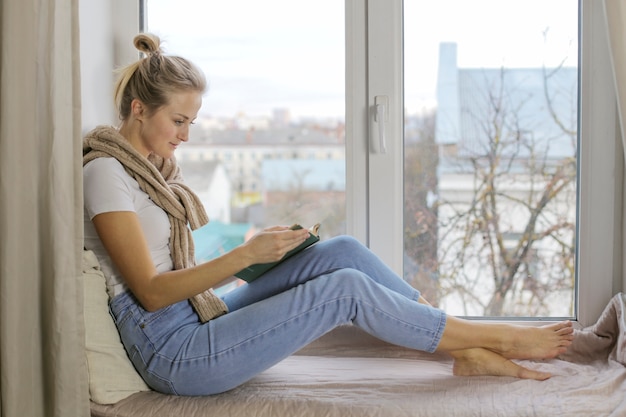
[373,95,388,154]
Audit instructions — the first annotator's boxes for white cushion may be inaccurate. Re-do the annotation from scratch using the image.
[83,250,150,404]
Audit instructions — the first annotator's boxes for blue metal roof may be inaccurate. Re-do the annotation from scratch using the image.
[192,221,252,263]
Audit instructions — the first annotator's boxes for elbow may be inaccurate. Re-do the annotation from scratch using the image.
[128,275,171,312]
[135,291,167,312]
[141,300,162,313]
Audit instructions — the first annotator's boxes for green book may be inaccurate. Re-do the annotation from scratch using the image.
[235,223,321,282]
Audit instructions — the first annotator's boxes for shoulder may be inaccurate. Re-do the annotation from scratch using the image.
[84,157,138,217]
[84,156,126,176]
[84,157,135,189]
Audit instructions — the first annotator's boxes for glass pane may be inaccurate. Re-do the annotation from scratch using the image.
[146,1,346,286]
[403,0,578,317]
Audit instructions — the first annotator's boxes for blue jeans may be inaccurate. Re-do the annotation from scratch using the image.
[109,235,447,396]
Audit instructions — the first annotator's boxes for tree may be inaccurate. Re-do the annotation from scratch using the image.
[403,110,440,304]
[263,167,347,239]
[404,64,577,317]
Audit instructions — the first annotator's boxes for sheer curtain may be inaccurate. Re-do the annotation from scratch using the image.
[604,0,626,290]
[0,0,89,416]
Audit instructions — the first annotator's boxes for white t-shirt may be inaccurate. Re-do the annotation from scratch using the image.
[83,157,173,298]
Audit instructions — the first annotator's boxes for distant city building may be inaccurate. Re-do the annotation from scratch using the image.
[180,120,344,197]
[179,115,345,230]
[177,158,232,223]
[436,42,577,167]
[261,159,345,192]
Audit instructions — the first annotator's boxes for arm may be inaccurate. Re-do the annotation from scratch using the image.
[93,211,310,311]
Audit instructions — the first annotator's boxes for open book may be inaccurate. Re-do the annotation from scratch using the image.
[234,223,321,283]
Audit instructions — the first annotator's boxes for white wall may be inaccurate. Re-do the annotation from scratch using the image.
[79,0,139,132]
[79,0,115,131]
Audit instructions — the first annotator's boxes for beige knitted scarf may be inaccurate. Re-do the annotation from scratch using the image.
[83,125,228,323]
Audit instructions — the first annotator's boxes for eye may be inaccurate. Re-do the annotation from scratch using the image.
[174,120,185,126]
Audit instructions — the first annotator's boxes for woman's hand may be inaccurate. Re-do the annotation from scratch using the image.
[240,226,310,265]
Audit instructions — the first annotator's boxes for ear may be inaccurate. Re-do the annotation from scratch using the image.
[130,99,146,121]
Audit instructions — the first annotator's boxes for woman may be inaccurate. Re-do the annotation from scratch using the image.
[83,33,574,396]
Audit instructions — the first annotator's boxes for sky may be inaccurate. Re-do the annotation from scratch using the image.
[146,0,578,120]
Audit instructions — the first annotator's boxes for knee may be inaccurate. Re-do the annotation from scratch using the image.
[325,268,372,289]
[325,235,366,254]
[315,235,376,269]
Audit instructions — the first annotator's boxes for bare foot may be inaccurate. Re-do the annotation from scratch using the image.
[496,321,574,360]
[451,348,552,381]
[438,318,574,360]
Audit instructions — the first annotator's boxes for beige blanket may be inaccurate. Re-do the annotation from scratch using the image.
[561,293,626,365]
[91,294,626,417]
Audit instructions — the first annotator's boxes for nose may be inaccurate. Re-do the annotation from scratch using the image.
[178,125,190,142]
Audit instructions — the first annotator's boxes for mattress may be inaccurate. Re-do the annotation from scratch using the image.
[90,318,626,417]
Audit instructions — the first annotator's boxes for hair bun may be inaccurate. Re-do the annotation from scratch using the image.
[114,32,206,121]
[133,33,162,55]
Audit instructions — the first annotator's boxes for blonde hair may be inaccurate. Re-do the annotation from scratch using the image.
[114,33,207,120]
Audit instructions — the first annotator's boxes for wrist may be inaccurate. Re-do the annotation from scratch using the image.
[231,244,254,270]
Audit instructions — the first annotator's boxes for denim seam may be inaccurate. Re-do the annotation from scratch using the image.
[357,297,444,352]
[188,294,442,362]
[131,345,179,395]
[427,312,447,353]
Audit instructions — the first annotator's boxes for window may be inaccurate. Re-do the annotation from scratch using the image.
[403,0,578,318]
[364,0,614,325]
[144,0,347,271]
[114,0,615,324]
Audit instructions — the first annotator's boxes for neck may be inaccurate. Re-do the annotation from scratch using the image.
[118,120,150,158]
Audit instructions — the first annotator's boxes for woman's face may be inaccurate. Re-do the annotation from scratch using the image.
[134,90,202,159]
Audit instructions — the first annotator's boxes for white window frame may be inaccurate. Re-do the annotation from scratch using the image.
[354,0,618,326]
[104,0,616,326]
[576,0,620,326]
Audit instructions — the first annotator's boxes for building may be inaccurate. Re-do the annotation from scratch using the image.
[433,43,578,316]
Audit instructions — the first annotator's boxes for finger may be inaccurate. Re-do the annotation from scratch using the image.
[264,225,290,232]
[285,231,311,249]
[283,229,310,241]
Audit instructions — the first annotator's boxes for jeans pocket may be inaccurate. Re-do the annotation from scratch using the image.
[111,297,178,348]
[134,302,184,344]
